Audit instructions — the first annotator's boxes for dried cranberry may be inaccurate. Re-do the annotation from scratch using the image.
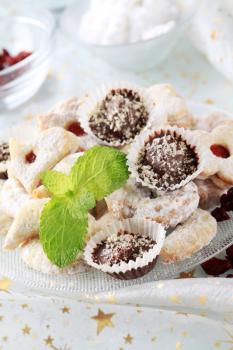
[227,187,233,199]
[201,257,232,276]
[226,274,233,278]
[67,121,86,137]
[25,151,36,164]
[226,244,233,260]
[211,207,230,222]
[210,144,230,158]
[220,193,233,211]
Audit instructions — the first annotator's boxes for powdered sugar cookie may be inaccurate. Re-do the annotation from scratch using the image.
[147,84,195,129]
[38,97,97,151]
[20,238,90,275]
[8,127,80,193]
[135,182,199,227]
[106,180,199,228]
[32,152,83,198]
[0,178,31,217]
[4,198,49,250]
[160,208,217,263]
[194,111,231,131]
[0,210,13,236]
[194,179,227,209]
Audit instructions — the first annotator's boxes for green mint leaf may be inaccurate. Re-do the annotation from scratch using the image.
[41,170,72,196]
[40,191,95,268]
[71,145,129,200]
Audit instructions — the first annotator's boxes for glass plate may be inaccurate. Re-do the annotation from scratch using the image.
[0,102,233,294]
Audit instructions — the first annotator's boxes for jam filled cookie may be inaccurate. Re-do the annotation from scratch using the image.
[84,218,165,280]
[196,123,233,184]
[38,97,97,151]
[20,238,90,275]
[147,84,195,129]
[79,83,162,147]
[128,126,203,192]
[8,127,80,193]
[4,198,49,250]
[160,208,217,263]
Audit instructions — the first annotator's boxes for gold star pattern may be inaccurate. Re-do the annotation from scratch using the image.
[124,334,133,344]
[21,304,29,309]
[61,306,70,314]
[179,270,195,278]
[181,331,188,337]
[91,309,115,335]
[22,324,31,335]
[0,278,12,292]
[170,295,181,304]
[176,341,183,349]
[198,296,207,305]
[2,336,7,342]
[44,335,54,346]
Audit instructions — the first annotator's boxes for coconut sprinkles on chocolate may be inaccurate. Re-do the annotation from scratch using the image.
[89,88,149,144]
[136,130,199,191]
[93,230,156,266]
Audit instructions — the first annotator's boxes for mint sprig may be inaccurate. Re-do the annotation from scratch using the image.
[39,146,129,268]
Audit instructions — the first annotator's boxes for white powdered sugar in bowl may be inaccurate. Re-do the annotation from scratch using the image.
[78,0,179,45]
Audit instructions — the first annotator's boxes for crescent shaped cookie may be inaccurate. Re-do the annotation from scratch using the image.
[4,198,49,250]
[32,152,83,198]
[8,127,80,193]
[148,84,195,129]
[20,239,90,275]
[0,178,31,217]
[160,208,217,263]
[107,180,199,228]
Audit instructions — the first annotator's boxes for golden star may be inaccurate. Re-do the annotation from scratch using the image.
[2,336,7,342]
[179,270,195,278]
[44,335,54,346]
[124,334,133,344]
[22,325,31,335]
[0,278,12,293]
[170,295,181,304]
[61,306,70,314]
[21,304,29,309]
[91,309,115,335]
[176,341,183,349]
[198,296,207,305]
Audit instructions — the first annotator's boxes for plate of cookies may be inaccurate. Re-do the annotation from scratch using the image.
[0,82,233,294]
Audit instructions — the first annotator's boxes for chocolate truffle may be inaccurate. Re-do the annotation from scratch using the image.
[89,88,149,144]
[0,142,10,180]
[93,230,155,266]
[137,130,198,191]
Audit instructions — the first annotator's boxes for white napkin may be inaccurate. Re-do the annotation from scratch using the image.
[189,0,233,82]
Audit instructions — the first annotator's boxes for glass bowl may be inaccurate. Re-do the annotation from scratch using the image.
[61,0,197,72]
[0,8,55,110]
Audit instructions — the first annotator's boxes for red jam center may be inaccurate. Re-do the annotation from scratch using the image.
[0,49,32,71]
[210,144,230,158]
[25,151,36,164]
[67,121,86,137]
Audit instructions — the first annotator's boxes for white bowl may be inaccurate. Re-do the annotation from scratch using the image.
[61,0,197,72]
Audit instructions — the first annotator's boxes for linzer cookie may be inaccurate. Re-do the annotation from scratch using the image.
[128,126,204,192]
[84,218,165,280]
[79,83,162,147]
